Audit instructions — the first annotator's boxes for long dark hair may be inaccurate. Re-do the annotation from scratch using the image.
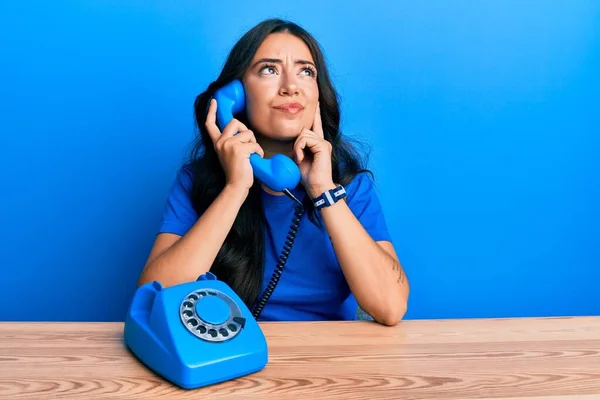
[187,18,371,308]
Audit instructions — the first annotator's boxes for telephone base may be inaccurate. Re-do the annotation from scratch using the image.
[123,277,268,390]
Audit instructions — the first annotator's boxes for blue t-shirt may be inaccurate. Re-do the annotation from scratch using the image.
[158,164,392,322]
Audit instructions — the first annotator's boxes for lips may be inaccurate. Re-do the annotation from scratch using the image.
[274,102,304,114]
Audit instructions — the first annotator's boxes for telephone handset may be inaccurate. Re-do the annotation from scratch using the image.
[122,80,307,390]
[213,79,302,194]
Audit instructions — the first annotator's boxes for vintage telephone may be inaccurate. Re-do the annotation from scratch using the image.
[123,80,306,389]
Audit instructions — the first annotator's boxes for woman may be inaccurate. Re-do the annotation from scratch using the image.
[138,18,409,326]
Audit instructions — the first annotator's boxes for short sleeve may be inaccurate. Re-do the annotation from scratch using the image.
[345,172,392,243]
[158,165,199,236]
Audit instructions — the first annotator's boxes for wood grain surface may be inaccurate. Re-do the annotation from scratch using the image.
[1,316,599,399]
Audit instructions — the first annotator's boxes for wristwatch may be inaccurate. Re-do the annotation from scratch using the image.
[312,185,347,210]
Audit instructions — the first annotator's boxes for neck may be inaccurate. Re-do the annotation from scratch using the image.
[257,136,295,159]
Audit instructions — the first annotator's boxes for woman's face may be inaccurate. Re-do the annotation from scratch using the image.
[242,32,319,143]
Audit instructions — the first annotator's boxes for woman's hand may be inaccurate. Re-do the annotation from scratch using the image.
[293,102,335,198]
[205,98,265,192]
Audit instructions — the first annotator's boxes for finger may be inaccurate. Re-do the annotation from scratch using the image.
[293,129,320,161]
[237,142,264,158]
[301,132,330,158]
[221,118,249,140]
[294,136,307,163]
[250,142,265,158]
[204,98,221,144]
[301,135,323,152]
[231,130,256,144]
[312,101,324,138]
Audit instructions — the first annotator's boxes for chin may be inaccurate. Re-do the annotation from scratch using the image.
[266,122,307,141]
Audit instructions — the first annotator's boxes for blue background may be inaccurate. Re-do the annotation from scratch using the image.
[1,1,598,321]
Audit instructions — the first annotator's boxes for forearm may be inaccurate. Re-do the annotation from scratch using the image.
[319,197,409,326]
[138,185,248,287]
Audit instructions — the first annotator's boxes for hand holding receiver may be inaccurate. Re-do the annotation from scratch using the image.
[123,272,268,389]
[213,79,302,193]
[205,98,263,192]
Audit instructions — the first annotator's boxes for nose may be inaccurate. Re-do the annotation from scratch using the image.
[278,72,300,97]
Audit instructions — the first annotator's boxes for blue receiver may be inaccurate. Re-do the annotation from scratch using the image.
[213,79,302,193]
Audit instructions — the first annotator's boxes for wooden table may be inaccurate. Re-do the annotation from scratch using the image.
[1,316,599,399]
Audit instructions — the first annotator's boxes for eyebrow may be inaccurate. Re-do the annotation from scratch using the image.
[251,58,316,69]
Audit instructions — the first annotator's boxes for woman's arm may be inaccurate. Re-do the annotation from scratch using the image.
[317,190,410,326]
[139,99,265,288]
[137,185,248,288]
[291,104,408,326]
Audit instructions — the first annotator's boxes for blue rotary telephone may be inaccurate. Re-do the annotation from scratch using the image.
[124,80,306,390]
[124,273,267,389]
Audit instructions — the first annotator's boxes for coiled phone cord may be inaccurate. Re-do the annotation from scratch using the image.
[251,188,304,320]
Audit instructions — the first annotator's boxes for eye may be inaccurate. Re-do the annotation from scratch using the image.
[300,66,317,78]
[259,64,277,75]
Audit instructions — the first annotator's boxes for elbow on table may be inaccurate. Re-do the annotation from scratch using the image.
[371,299,408,327]
[381,302,408,326]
